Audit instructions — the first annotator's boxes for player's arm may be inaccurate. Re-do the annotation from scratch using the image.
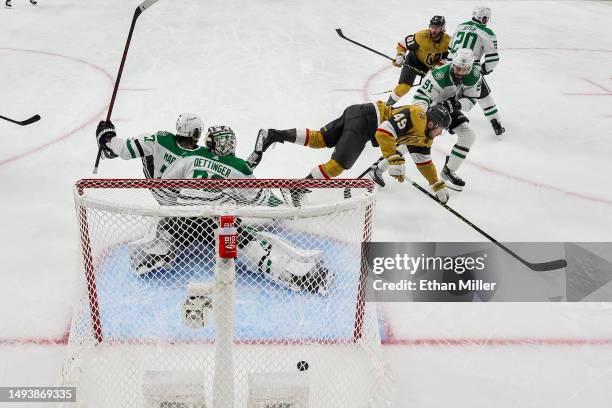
[108,132,157,160]
[412,72,439,110]
[481,32,499,74]
[403,144,448,203]
[393,33,420,67]
[456,68,482,112]
[374,112,415,182]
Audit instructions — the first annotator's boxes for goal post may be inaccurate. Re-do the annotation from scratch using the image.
[64,178,387,408]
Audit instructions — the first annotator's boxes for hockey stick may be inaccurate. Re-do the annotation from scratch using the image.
[93,0,161,174]
[335,29,427,76]
[406,179,567,271]
[0,114,40,126]
[354,157,568,272]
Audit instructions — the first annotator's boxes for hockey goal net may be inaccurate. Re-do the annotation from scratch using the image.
[64,178,387,408]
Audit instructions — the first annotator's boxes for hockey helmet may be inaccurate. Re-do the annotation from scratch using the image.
[205,125,236,156]
[176,113,204,141]
[426,105,452,130]
[472,6,491,25]
[451,48,474,76]
[429,15,446,30]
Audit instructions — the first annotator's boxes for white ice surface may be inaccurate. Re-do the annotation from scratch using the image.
[1,0,612,407]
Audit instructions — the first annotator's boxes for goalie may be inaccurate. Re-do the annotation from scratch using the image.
[128,126,332,295]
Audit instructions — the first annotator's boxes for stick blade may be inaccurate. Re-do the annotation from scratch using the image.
[528,258,567,272]
[21,114,41,125]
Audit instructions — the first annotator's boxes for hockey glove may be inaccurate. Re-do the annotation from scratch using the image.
[96,120,118,159]
[481,63,490,76]
[431,180,449,204]
[393,53,406,68]
[388,154,405,183]
[441,98,461,115]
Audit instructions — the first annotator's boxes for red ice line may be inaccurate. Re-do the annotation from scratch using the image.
[361,56,612,206]
[0,48,115,167]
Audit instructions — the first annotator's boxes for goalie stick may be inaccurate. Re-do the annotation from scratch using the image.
[354,157,568,272]
[92,0,161,174]
[0,114,40,126]
[335,29,427,76]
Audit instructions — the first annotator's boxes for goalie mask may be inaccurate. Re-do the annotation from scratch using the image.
[205,125,236,156]
[176,113,204,141]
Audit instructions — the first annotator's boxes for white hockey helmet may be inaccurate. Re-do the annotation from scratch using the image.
[452,48,474,70]
[205,125,236,156]
[472,5,491,25]
[176,113,204,141]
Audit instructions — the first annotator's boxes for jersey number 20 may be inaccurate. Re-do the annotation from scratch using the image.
[450,31,478,54]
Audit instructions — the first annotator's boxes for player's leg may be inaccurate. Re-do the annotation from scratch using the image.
[128,218,177,274]
[387,62,421,106]
[478,77,505,138]
[128,217,216,274]
[441,112,475,191]
[239,229,332,295]
[307,104,371,179]
[247,110,346,168]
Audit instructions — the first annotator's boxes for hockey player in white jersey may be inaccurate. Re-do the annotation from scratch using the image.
[95,113,211,202]
[129,125,332,295]
[412,48,481,191]
[448,6,505,138]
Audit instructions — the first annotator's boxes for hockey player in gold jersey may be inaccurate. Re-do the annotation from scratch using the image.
[247,103,453,203]
[387,15,451,106]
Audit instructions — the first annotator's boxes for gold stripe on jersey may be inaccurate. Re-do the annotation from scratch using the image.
[410,29,451,69]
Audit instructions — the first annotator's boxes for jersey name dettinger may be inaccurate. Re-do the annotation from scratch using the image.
[194,157,232,177]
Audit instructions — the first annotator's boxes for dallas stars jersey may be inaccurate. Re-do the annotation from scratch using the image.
[108,131,208,179]
[397,29,451,71]
[448,20,499,74]
[162,150,280,207]
[412,63,482,111]
[163,148,253,180]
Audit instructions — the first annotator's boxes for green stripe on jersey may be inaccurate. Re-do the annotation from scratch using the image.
[451,149,467,159]
[126,140,136,159]
[484,108,498,116]
[414,95,431,104]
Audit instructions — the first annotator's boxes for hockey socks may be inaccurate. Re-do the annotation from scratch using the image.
[309,159,344,179]
[386,83,412,106]
[447,145,470,171]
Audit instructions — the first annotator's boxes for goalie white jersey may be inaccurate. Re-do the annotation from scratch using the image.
[161,150,277,207]
[448,20,500,74]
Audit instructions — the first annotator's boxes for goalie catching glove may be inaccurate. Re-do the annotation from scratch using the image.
[387,153,405,182]
[431,180,449,204]
[96,120,118,159]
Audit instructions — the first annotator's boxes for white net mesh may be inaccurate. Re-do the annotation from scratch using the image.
[64,178,387,408]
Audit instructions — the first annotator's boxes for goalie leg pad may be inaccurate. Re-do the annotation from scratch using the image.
[128,219,176,275]
[239,232,332,294]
